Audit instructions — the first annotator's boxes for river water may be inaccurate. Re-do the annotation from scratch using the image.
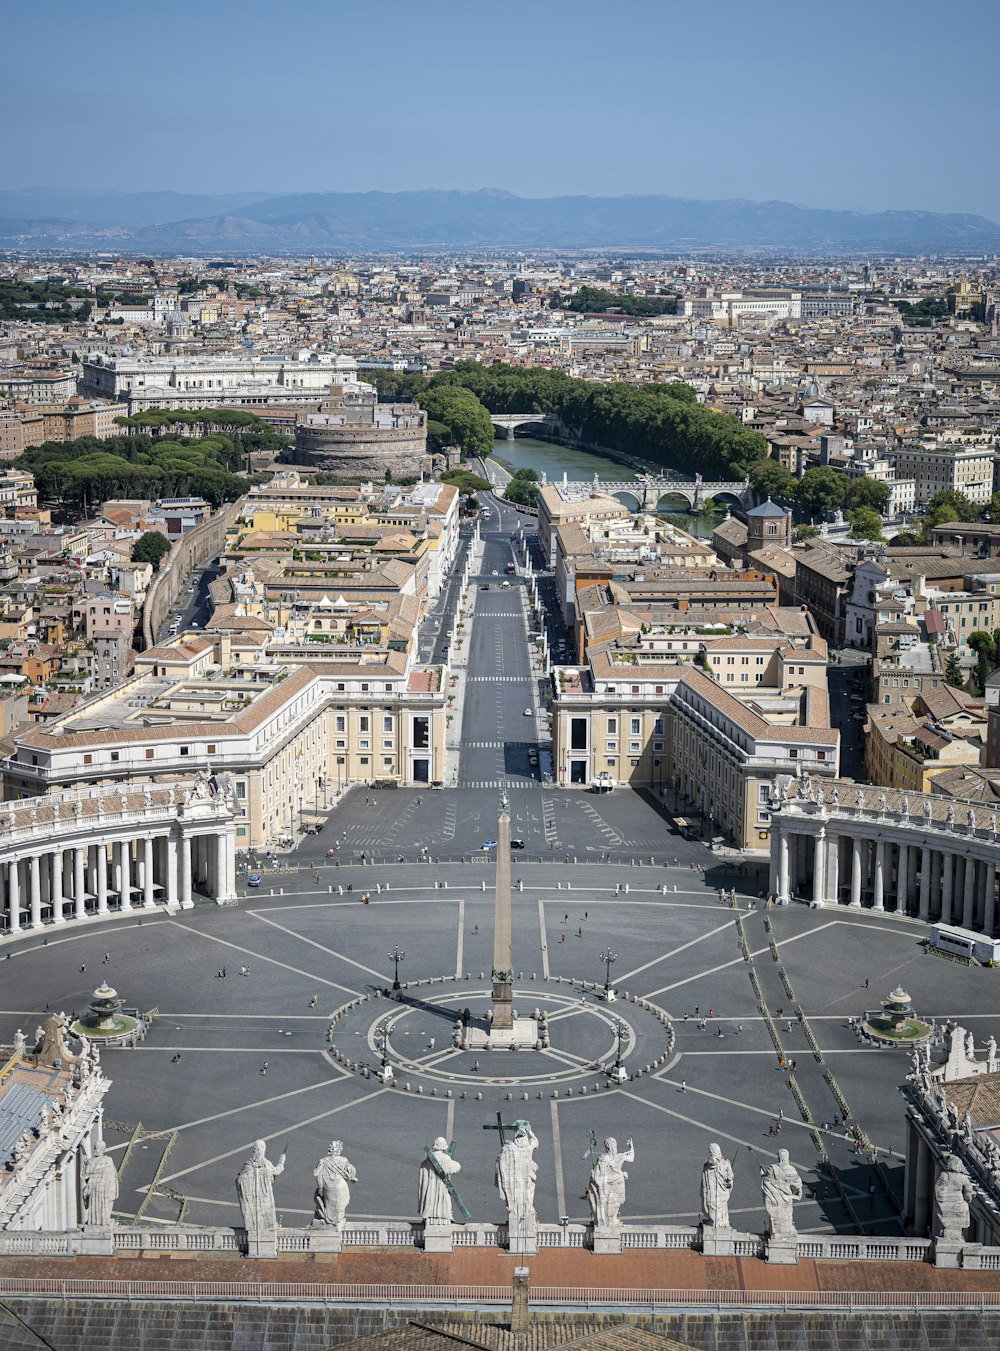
[491,436,724,540]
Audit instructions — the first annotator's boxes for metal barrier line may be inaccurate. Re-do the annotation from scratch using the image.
[0,1279,998,1308]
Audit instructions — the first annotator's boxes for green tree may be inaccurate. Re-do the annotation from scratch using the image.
[944,653,965,688]
[848,507,885,541]
[131,531,172,569]
[793,524,819,542]
[420,386,494,458]
[795,467,846,520]
[749,459,796,502]
[845,478,892,514]
[986,492,1000,524]
[504,467,540,508]
[925,489,980,530]
[441,468,491,496]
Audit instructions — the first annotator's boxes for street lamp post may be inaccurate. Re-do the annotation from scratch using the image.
[608,1018,628,1081]
[388,945,405,992]
[599,947,618,1003]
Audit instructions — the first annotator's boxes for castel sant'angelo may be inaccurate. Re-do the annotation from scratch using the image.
[291,380,430,480]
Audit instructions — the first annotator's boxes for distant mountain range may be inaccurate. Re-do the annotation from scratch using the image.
[0,187,998,254]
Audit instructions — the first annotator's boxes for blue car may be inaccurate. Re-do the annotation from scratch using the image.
[248,874,262,887]
[481,840,497,850]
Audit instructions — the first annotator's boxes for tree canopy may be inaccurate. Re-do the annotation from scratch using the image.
[18,427,254,514]
[749,458,797,502]
[848,506,884,541]
[550,286,677,317]
[441,468,491,496]
[504,467,540,509]
[131,531,172,569]
[795,467,847,519]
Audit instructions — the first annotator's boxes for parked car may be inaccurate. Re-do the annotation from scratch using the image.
[510,839,525,850]
[523,707,532,716]
[248,874,262,887]
[481,840,497,850]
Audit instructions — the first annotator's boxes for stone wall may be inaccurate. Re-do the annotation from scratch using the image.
[141,501,241,650]
[290,423,430,482]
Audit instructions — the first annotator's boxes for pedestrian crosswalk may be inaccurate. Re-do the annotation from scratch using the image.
[466,676,530,682]
[457,779,542,790]
[463,741,537,748]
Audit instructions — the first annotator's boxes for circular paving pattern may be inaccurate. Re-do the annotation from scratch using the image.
[326,977,675,1090]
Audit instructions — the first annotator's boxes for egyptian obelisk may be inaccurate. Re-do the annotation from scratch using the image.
[491,788,514,1031]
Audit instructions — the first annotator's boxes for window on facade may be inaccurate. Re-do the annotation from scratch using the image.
[360,756,369,765]
[631,686,639,694]
[359,716,370,732]
[607,718,617,733]
[207,744,216,754]
[570,718,588,751]
[653,718,663,734]
[413,716,429,749]
[630,718,641,735]
[180,746,190,756]
[629,741,641,752]
[382,739,393,750]
[383,716,393,732]
[111,752,119,762]
[83,754,92,765]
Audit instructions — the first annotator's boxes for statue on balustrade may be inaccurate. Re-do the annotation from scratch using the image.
[760,1148,803,1238]
[236,1139,285,1239]
[585,1136,634,1229]
[701,1143,734,1228]
[82,1141,119,1227]
[418,1137,462,1223]
[495,1119,539,1230]
[933,1154,973,1242]
[313,1138,357,1227]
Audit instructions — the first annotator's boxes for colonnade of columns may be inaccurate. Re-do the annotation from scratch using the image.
[772,827,998,935]
[0,829,235,935]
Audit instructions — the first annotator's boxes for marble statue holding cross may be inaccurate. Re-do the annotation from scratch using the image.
[489,1114,539,1252]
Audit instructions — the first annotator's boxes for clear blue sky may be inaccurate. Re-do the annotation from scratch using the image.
[4,0,999,220]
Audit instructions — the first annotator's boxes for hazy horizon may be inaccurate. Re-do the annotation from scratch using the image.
[3,0,998,219]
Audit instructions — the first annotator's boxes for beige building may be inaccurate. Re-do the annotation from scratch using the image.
[890,443,996,506]
[552,640,839,851]
[1,639,446,848]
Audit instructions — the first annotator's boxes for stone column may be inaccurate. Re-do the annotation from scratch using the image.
[118,841,132,912]
[7,858,20,934]
[827,834,839,905]
[984,862,997,936]
[873,840,885,911]
[180,836,192,908]
[963,857,977,930]
[165,837,179,911]
[74,847,86,919]
[29,855,42,929]
[919,846,931,921]
[850,838,862,907]
[143,838,155,908]
[777,831,791,904]
[50,850,64,925]
[812,831,826,908]
[942,852,954,925]
[96,845,108,915]
[897,843,910,916]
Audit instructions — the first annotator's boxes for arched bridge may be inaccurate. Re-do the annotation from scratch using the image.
[491,412,571,440]
[545,471,752,512]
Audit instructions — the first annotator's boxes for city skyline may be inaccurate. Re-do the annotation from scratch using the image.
[3,0,999,220]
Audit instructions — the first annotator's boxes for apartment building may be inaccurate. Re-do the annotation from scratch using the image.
[552,642,838,851]
[890,443,996,506]
[1,643,446,847]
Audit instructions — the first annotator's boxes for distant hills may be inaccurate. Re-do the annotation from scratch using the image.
[0,187,998,254]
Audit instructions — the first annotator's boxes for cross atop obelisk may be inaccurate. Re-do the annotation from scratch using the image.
[492,785,514,1031]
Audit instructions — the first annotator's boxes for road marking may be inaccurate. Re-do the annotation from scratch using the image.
[167,922,361,996]
[247,911,385,981]
[446,1097,455,1141]
[144,1076,355,1140]
[456,897,465,977]
[550,1098,567,1220]
[159,1090,391,1185]
[616,1088,811,1175]
[618,919,735,982]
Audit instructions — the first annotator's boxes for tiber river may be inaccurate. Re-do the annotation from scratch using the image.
[491,436,726,540]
